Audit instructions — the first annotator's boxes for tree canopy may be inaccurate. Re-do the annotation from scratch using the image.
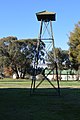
[68,21,80,70]
[47,48,70,70]
[0,36,45,78]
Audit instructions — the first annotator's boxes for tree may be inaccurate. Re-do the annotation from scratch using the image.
[0,56,4,73]
[0,36,45,79]
[4,67,13,76]
[47,48,70,70]
[0,36,17,74]
[47,48,70,80]
[68,21,80,71]
[0,36,33,78]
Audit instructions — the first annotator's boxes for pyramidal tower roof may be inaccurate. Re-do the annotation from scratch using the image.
[36,10,56,21]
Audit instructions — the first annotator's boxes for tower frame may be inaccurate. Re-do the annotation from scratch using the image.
[30,10,60,95]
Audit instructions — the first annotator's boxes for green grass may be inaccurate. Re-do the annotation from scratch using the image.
[0,79,80,120]
[0,79,80,88]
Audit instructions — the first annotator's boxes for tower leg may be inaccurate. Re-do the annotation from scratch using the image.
[55,62,60,96]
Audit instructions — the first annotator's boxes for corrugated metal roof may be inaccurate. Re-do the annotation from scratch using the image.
[36,10,56,21]
[36,10,55,15]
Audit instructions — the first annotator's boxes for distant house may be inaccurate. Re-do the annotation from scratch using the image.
[13,73,17,79]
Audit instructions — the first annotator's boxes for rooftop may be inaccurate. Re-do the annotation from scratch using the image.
[36,10,56,21]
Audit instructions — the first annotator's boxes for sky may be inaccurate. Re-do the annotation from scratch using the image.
[0,0,80,50]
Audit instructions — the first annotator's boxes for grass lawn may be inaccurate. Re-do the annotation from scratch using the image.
[0,79,80,120]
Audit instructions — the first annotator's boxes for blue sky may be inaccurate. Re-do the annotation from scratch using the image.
[0,0,80,50]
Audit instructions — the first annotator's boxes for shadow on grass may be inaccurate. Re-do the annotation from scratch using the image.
[0,88,80,120]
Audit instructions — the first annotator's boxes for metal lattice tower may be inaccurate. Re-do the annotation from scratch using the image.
[30,10,60,95]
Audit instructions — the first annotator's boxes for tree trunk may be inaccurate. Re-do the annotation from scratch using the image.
[12,66,19,79]
[22,68,26,79]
